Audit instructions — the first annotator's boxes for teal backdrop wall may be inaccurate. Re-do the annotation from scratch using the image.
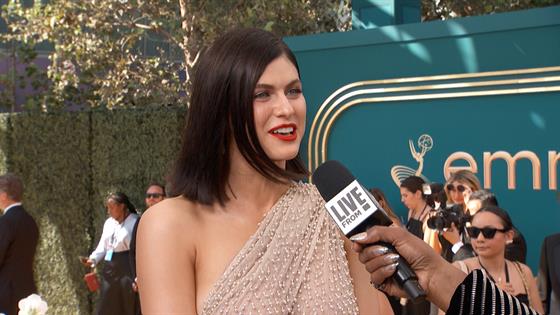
[285,6,560,272]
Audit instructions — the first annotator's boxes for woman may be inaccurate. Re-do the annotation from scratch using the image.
[83,192,138,315]
[444,170,481,211]
[136,28,391,314]
[399,176,439,315]
[400,176,434,243]
[441,170,481,260]
[452,206,543,313]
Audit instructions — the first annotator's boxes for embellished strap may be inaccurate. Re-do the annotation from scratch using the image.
[513,261,532,308]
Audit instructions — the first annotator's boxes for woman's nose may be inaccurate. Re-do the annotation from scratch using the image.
[273,94,295,117]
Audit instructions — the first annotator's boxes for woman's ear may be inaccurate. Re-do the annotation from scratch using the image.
[505,230,515,244]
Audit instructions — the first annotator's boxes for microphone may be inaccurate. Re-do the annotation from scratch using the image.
[312,160,426,301]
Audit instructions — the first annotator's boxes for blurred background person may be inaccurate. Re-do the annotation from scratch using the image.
[426,182,447,211]
[129,183,166,313]
[451,206,543,313]
[144,183,165,209]
[0,173,39,315]
[369,187,403,315]
[441,170,481,261]
[424,182,461,263]
[466,190,527,263]
[538,232,560,314]
[82,192,139,315]
[369,187,401,226]
[400,176,438,251]
[399,175,437,315]
[444,170,481,210]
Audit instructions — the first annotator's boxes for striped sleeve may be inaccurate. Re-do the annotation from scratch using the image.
[446,269,541,315]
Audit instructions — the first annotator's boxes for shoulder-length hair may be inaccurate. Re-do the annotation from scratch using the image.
[444,170,481,201]
[168,28,308,205]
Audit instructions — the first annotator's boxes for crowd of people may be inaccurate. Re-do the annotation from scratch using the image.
[370,170,549,314]
[0,26,558,315]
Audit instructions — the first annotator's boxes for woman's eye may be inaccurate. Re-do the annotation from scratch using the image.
[254,91,270,100]
[287,88,302,97]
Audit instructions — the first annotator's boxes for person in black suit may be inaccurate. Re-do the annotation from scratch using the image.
[0,173,39,315]
[129,182,165,287]
[538,232,560,314]
[128,183,165,315]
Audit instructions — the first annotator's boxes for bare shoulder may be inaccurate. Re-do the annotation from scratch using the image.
[138,196,201,245]
[140,196,200,226]
[515,261,534,277]
[137,196,201,313]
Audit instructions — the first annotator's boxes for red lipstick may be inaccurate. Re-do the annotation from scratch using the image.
[268,124,297,141]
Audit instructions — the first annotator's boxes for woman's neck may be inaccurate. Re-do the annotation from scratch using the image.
[226,157,290,216]
[117,211,129,224]
[478,253,506,277]
[411,201,428,218]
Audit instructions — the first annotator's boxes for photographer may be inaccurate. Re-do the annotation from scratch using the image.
[440,170,481,261]
[425,183,472,262]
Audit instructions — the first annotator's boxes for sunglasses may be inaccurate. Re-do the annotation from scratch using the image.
[466,226,509,239]
[446,184,468,193]
[146,193,163,199]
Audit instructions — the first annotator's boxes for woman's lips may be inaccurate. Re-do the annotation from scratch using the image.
[269,124,297,141]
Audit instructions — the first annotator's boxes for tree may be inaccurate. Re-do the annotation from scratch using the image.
[0,0,351,111]
[422,0,560,21]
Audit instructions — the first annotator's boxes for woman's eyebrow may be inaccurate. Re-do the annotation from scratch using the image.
[255,79,301,89]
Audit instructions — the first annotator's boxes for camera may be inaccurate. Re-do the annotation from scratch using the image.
[427,204,470,232]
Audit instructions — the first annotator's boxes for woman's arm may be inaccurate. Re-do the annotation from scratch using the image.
[88,219,110,265]
[137,199,197,314]
[344,238,393,315]
[522,264,545,314]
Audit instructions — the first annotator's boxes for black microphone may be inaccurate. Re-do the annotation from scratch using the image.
[312,160,426,301]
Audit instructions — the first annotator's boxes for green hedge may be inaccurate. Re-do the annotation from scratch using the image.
[0,108,185,314]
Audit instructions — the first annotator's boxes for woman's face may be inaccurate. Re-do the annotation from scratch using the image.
[252,54,306,168]
[470,211,512,258]
[447,180,473,205]
[400,187,421,211]
[106,199,125,221]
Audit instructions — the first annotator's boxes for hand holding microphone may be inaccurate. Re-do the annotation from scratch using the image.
[312,160,427,301]
[350,225,467,311]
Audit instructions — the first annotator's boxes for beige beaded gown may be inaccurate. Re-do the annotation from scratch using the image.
[201,182,359,314]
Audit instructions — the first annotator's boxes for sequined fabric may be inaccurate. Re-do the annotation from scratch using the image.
[201,182,359,314]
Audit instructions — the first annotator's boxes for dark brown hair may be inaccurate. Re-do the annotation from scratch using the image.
[400,176,426,199]
[369,187,401,225]
[473,205,513,231]
[146,182,166,197]
[168,28,308,205]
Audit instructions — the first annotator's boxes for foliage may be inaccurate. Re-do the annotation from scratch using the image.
[0,108,185,314]
[0,0,351,111]
[7,111,92,314]
[0,43,49,112]
[422,0,560,20]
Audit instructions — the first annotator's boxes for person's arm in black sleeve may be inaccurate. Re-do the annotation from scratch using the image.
[129,217,141,279]
[452,243,475,262]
